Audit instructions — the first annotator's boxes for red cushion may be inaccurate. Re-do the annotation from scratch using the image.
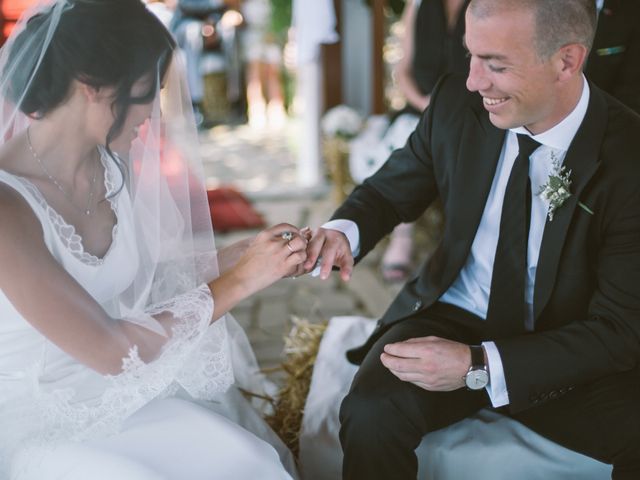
[207,187,265,233]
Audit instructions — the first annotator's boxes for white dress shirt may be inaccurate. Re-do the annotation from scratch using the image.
[323,76,590,407]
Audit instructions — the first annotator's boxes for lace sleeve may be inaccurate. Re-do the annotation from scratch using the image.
[0,285,234,476]
[120,283,234,400]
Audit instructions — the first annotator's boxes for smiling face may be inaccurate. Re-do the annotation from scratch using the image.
[464,5,567,134]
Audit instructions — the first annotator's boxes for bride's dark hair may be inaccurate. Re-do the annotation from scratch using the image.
[6,0,176,151]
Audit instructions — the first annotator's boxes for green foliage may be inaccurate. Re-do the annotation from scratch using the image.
[548,176,563,189]
[270,0,292,40]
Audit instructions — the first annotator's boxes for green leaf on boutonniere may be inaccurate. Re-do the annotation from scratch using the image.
[578,201,594,215]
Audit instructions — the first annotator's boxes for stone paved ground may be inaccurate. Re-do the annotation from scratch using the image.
[199,122,430,381]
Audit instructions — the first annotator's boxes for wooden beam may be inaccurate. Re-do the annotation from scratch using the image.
[371,0,385,114]
[322,0,343,111]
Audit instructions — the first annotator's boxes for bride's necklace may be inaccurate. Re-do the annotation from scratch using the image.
[27,127,99,216]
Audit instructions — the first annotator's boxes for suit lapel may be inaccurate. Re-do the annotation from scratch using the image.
[533,86,607,320]
[447,103,505,262]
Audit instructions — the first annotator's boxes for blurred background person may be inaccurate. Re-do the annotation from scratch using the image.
[144,0,176,28]
[585,0,640,114]
[241,0,287,129]
[171,0,234,127]
[378,0,469,282]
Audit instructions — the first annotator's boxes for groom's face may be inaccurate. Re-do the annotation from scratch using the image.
[464,6,563,135]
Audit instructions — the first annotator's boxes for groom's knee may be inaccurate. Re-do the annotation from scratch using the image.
[339,383,425,447]
[339,389,397,447]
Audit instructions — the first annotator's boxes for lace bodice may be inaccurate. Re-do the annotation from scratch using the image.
[0,157,131,371]
[20,154,120,267]
[0,157,233,476]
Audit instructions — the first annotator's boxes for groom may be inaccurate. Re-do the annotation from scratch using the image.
[305,0,640,478]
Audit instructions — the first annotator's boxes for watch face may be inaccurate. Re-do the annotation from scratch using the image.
[465,369,489,390]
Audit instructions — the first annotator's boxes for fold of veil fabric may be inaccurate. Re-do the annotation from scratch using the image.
[0,1,291,477]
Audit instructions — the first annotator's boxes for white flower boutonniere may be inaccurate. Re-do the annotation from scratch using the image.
[537,152,594,221]
[538,152,572,221]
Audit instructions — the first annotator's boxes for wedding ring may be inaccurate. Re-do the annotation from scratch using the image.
[281,231,294,242]
[286,241,295,252]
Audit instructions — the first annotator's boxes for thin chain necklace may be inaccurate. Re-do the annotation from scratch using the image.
[26,127,99,216]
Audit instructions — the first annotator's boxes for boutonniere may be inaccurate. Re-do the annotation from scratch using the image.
[537,152,594,221]
[538,152,572,221]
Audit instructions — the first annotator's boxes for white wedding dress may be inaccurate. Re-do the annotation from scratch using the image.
[0,158,296,480]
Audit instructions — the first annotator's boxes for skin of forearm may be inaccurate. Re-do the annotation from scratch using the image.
[207,268,251,323]
[102,273,249,375]
[114,321,168,371]
[216,237,254,275]
[396,67,430,112]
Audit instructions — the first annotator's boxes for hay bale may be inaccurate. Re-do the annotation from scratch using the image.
[265,317,327,459]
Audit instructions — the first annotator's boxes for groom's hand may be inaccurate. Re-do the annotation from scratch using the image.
[380,337,471,391]
[304,227,354,281]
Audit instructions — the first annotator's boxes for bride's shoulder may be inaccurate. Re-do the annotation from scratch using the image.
[0,136,44,233]
[0,133,34,177]
[0,175,43,240]
[0,183,47,277]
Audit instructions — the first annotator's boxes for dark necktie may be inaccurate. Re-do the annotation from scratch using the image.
[485,134,541,338]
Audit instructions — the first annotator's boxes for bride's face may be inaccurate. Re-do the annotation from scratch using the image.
[92,74,157,154]
[114,75,158,153]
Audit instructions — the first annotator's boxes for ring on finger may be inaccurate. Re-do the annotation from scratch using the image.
[281,231,294,242]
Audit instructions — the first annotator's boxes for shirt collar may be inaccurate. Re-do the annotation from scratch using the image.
[510,75,590,151]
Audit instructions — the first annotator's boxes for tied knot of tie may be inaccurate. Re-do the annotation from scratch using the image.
[485,133,541,338]
[516,134,542,160]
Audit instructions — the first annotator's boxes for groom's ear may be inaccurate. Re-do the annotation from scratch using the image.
[553,43,589,82]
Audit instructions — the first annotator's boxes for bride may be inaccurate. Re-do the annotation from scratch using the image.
[0,0,304,478]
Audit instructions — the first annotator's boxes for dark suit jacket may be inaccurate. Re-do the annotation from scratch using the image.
[334,74,640,413]
[586,0,640,113]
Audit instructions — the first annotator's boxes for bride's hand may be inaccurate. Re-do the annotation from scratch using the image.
[217,236,254,275]
[227,223,308,296]
[217,226,312,276]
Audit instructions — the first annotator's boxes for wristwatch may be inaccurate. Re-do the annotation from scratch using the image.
[464,345,489,390]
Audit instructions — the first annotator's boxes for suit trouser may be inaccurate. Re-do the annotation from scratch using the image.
[339,303,640,480]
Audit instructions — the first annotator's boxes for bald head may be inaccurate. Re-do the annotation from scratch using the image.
[468,0,597,59]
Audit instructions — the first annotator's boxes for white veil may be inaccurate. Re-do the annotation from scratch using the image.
[0,0,285,473]
[0,0,218,314]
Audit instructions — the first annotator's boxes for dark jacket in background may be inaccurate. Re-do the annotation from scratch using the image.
[411,0,470,99]
[586,0,640,113]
